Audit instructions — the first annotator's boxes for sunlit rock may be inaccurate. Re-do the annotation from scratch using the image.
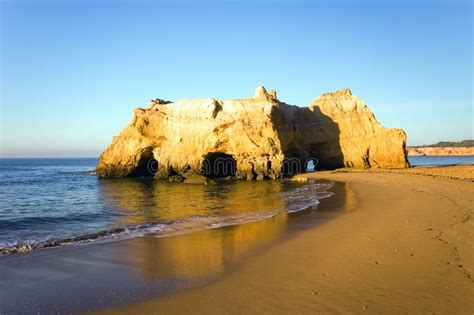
[96,86,409,180]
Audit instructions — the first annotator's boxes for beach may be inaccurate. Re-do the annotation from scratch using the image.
[1,165,473,313]
[104,165,474,314]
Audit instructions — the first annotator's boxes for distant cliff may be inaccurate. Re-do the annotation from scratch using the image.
[407,147,474,156]
[407,140,473,156]
[96,86,409,180]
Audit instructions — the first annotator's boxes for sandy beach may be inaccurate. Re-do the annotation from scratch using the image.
[103,165,474,314]
[1,166,472,314]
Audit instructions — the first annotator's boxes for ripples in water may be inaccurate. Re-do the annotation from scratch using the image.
[0,158,334,254]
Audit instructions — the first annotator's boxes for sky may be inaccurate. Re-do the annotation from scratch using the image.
[1,0,472,157]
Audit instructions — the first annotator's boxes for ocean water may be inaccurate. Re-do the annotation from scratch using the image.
[408,155,474,166]
[0,158,333,254]
[3,156,470,254]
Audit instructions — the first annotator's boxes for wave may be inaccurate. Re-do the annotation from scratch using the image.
[0,212,111,229]
[0,181,334,255]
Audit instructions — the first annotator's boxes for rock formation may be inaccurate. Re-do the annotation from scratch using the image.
[407,147,474,156]
[96,86,409,180]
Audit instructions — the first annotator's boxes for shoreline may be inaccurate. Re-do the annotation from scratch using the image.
[0,181,352,314]
[0,179,335,256]
[105,166,474,313]
[1,166,473,313]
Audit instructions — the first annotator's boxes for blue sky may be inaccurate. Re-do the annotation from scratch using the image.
[1,0,472,157]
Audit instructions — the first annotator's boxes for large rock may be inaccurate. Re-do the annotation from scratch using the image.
[96,86,409,179]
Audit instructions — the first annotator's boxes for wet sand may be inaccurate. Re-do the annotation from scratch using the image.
[105,166,474,314]
[0,182,353,313]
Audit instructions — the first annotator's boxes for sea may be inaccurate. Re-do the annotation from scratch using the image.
[0,158,334,254]
[408,155,474,166]
[1,156,472,254]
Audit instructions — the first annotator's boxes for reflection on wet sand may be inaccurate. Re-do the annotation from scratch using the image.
[0,180,355,314]
[125,215,288,279]
[98,179,354,282]
[314,181,356,213]
[98,179,290,223]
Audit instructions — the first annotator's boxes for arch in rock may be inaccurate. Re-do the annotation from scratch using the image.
[202,152,237,178]
[129,149,159,177]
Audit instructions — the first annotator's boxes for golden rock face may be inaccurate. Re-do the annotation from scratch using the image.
[96,87,409,179]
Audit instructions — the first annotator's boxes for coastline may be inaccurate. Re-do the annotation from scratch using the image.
[1,166,473,313]
[407,147,474,156]
[0,181,353,314]
[104,166,474,313]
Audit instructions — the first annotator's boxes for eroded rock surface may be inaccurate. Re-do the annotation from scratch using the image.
[96,86,409,180]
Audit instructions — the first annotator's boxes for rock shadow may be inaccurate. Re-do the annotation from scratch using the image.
[271,102,344,176]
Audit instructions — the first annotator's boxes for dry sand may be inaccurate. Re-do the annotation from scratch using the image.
[104,165,474,314]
